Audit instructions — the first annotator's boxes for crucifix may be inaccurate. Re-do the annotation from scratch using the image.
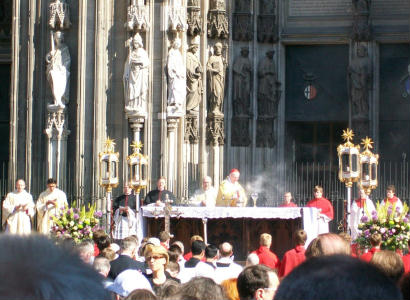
[152,194,182,234]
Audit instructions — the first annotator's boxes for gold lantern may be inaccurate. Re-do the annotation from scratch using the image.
[337,128,360,188]
[359,137,379,196]
[99,138,119,192]
[127,140,148,194]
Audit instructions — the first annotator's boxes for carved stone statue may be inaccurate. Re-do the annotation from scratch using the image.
[232,48,252,116]
[207,43,226,116]
[186,39,203,113]
[348,44,371,119]
[257,0,277,43]
[257,50,280,117]
[46,31,70,109]
[187,0,202,36]
[167,38,186,116]
[123,33,149,115]
[49,0,71,30]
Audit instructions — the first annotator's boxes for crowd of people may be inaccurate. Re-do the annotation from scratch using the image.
[0,171,409,299]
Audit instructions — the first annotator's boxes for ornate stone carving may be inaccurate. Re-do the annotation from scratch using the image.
[186,38,203,114]
[206,115,224,146]
[45,109,69,139]
[207,0,229,39]
[123,33,149,116]
[49,0,71,30]
[231,116,251,147]
[187,0,202,36]
[233,13,253,41]
[257,50,281,117]
[207,43,226,116]
[168,0,186,32]
[347,44,371,120]
[184,114,199,144]
[256,117,275,148]
[257,0,277,43]
[126,0,149,32]
[232,48,252,117]
[46,31,71,109]
[167,38,186,117]
[351,0,372,42]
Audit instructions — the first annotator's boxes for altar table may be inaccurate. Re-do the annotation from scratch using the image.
[141,206,319,260]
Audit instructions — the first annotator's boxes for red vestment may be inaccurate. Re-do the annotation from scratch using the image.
[183,251,205,262]
[360,247,380,262]
[402,253,410,274]
[278,245,305,278]
[306,197,334,220]
[385,196,399,205]
[279,202,297,207]
[252,246,280,270]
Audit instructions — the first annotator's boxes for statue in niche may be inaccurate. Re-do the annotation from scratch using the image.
[260,0,275,14]
[186,38,203,114]
[232,48,252,116]
[123,33,149,114]
[351,0,371,41]
[46,31,71,109]
[347,44,371,119]
[167,38,186,115]
[207,42,226,116]
[257,50,280,117]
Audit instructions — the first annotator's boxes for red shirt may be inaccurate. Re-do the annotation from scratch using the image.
[402,253,410,274]
[279,202,297,207]
[306,197,334,220]
[360,247,380,262]
[183,251,206,262]
[385,196,399,205]
[252,246,280,270]
[278,245,305,278]
[94,243,99,257]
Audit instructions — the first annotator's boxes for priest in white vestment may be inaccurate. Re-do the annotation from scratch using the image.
[189,176,217,207]
[2,179,35,234]
[36,178,68,234]
[349,189,376,240]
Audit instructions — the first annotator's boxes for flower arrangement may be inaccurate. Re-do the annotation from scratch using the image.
[51,203,104,243]
[356,201,410,251]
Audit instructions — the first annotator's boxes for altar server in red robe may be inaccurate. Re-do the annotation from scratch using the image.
[279,229,307,278]
[306,185,334,234]
[360,232,382,262]
[381,185,403,212]
[279,192,297,207]
[252,233,280,271]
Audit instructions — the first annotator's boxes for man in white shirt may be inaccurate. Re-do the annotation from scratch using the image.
[215,242,243,283]
[189,176,217,207]
[195,244,219,280]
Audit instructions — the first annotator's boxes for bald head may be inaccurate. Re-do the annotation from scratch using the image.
[219,242,233,257]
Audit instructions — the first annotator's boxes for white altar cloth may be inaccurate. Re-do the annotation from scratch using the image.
[142,206,320,246]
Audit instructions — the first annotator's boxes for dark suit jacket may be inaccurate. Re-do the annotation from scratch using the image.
[144,189,176,205]
[108,254,146,280]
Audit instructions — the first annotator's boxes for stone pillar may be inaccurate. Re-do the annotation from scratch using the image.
[129,117,145,143]
[44,108,69,189]
[167,118,179,193]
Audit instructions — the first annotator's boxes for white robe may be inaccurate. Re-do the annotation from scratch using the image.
[2,190,35,235]
[349,198,376,240]
[36,188,68,234]
[189,187,217,207]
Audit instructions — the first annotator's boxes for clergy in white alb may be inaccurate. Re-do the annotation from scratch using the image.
[349,189,376,240]
[36,178,68,234]
[189,176,217,207]
[2,179,35,235]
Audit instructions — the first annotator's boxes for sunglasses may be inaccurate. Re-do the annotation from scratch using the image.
[146,255,164,261]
